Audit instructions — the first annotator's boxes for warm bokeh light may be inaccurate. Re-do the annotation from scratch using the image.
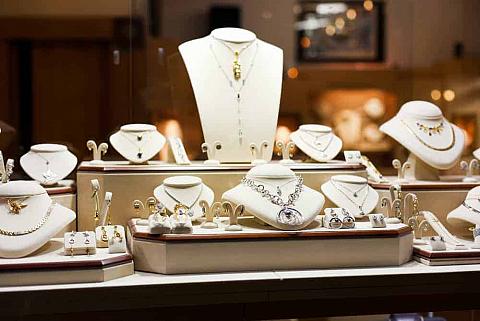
[443,89,455,102]
[157,119,182,160]
[300,36,311,48]
[346,8,357,20]
[335,17,345,30]
[287,67,299,79]
[274,126,294,157]
[430,89,441,101]
[363,0,374,11]
[325,24,336,36]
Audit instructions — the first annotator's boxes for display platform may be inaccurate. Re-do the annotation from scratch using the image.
[372,175,480,238]
[0,238,133,286]
[414,243,480,266]
[127,217,413,274]
[45,179,77,234]
[77,160,366,231]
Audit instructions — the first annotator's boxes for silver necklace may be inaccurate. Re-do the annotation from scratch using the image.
[242,175,304,227]
[31,152,59,183]
[331,178,368,197]
[462,201,480,215]
[331,180,370,216]
[163,185,203,209]
[299,131,334,156]
[209,38,259,145]
[248,178,297,197]
[0,201,56,236]
[120,131,152,160]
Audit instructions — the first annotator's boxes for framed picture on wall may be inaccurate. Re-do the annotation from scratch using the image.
[295,1,384,62]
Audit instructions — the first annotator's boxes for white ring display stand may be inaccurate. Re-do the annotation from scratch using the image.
[153,176,214,221]
[222,164,325,230]
[20,144,77,186]
[110,124,166,164]
[290,124,342,162]
[321,175,379,218]
[0,180,76,258]
[179,27,283,163]
[380,101,465,180]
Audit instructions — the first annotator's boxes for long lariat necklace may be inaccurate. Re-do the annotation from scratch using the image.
[31,152,59,183]
[331,180,370,216]
[120,131,152,160]
[400,119,455,151]
[242,175,304,227]
[209,38,259,145]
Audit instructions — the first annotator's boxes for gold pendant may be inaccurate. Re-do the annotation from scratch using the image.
[233,51,241,80]
[7,199,27,214]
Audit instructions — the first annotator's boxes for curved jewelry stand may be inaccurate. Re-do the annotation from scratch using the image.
[249,141,268,165]
[201,141,221,165]
[380,185,403,224]
[422,210,470,249]
[222,201,244,231]
[86,140,108,164]
[392,159,411,183]
[276,140,295,164]
[199,200,221,229]
[460,159,479,182]
[132,196,159,225]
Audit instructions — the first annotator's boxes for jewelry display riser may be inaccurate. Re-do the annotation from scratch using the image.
[128,218,413,274]
[0,239,133,286]
[372,175,480,238]
[45,179,77,235]
[77,161,366,231]
[413,242,480,266]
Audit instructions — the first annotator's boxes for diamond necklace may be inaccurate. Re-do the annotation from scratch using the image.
[248,178,297,197]
[163,185,204,209]
[0,200,56,236]
[462,201,480,215]
[331,178,368,198]
[331,180,370,216]
[31,152,59,184]
[209,38,259,145]
[299,131,334,154]
[120,131,153,160]
[242,175,304,227]
[400,119,455,151]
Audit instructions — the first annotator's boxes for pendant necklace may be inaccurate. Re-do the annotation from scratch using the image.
[400,119,455,151]
[31,152,59,184]
[242,175,304,227]
[331,180,370,216]
[215,39,255,81]
[209,37,259,145]
[299,131,334,157]
[120,131,152,160]
[0,200,56,236]
[163,185,203,217]
[331,178,368,198]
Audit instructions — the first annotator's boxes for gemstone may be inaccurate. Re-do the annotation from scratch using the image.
[277,207,303,227]
[137,152,142,159]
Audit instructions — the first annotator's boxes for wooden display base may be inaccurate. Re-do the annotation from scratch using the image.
[45,179,77,235]
[0,239,133,286]
[414,243,480,266]
[371,175,480,239]
[127,217,413,274]
[77,160,366,231]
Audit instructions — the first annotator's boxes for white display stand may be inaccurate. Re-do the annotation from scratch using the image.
[0,181,76,258]
[110,124,166,164]
[20,144,77,185]
[447,186,480,226]
[380,101,464,180]
[222,164,325,230]
[153,176,214,221]
[179,28,283,163]
[321,175,379,218]
[290,125,342,162]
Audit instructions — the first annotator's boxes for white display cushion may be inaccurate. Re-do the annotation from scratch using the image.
[379,101,464,170]
[109,123,166,164]
[447,186,480,226]
[222,164,325,230]
[290,124,342,162]
[0,181,76,258]
[20,143,77,185]
[154,175,214,221]
[179,28,283,163]
[321,175,379,218]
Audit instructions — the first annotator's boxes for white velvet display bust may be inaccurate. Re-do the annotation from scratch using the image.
[380,101,464,179]
[0,181,75,258]
[179,27,283,163]
[110,124,166,164]
[222,164,325,230]
[321,175,378,218]
[448,186,480,226]
[20,144,77,186]
[154,176,214,221]
[290,124,342,162]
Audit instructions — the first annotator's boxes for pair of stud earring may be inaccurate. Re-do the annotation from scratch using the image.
[430,236,445,242]
[372,215,385,223]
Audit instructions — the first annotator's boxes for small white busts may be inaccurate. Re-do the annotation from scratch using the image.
[153,176,214,221]
[447,186,480,226]
[290,125,342,162]
[0,180,75,258]
[321,175,379,218]
[20,144,77,186]
[222,164,325,230]
[380,101,465,180]
[109,124,166,164]
[179,27,283,163]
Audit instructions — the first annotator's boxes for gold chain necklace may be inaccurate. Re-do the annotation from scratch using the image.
[0,201,56,236]
[400,119,455,151]
[215,38,255,81]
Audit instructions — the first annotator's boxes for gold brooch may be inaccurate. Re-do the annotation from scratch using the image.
[7,199,27,214]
